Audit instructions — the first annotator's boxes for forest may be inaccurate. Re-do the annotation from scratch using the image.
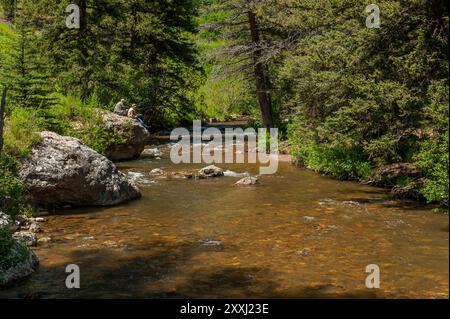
[0,0,448,297]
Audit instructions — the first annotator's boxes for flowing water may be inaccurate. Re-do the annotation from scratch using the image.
[1,131,448,299]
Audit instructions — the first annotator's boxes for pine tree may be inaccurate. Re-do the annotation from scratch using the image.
[7,3,55,112]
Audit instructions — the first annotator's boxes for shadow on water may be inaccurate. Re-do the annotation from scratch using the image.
[3,240,379,299]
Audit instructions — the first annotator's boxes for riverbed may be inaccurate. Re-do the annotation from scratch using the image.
[1,139,448,298]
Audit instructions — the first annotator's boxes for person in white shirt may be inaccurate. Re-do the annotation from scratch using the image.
[128,104,150,130]
[114,99,127,116]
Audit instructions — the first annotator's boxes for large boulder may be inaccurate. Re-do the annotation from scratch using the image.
[19,131,141,207]
[99,110,150,161]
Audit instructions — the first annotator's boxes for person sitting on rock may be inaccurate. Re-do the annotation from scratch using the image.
[128,104,150,130]
[114,99,127,116]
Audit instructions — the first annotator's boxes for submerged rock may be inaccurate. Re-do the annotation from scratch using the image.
[199,239,222,246]
[141,148,163,159]
[235,176,259,186]
[150,168,165,175]
[19,131,141,207]
[37,237,52,245]
[223,170,250,178]
[199,165,224,178]
[99,110,150,161]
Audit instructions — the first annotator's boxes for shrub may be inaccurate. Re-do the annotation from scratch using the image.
[414,131,449,205]
[3,107,42,158]
[0,228,29,278]
[0,155,28,219]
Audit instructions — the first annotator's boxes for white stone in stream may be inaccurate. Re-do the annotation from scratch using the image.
[37,237,52,244]
[223,170,250,178]
[141,148,163,159]
[150,168,165,175]
[235,176,259,186]
[198,165,224,178]
[19,131,141,207]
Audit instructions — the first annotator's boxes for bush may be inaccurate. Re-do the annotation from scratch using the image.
[288,120,373,181]
[414,131,449,206]
[0,155,29,219]
[46,94,130,155]
[3,107,42,158]
[0,228,29,276]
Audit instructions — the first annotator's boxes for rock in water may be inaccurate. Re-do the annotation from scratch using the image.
[141,148,163,159]
[13,231,37,247]
[99,110,150,161]
[223,170,250,178]
[19,131,141,206]
[198,165,224,178]
[0,239,39,287]
[235,176,259,186]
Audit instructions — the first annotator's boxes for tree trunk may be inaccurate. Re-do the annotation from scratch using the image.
[78,0,89,100]
[247,10,273,129]
[0,87,7,155]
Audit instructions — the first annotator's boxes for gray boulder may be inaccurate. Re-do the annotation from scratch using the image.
[0,239,39,287]
[100,110,150,161]
[19,131,141,207]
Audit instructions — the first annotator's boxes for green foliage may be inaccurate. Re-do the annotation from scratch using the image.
[15,0,202,128]
[0,155,28,219]
[3,107,42,158]
[0,0,16,20]
[46,94,130,155]
[2,4,56,112]
[0,228,29,276]
[0,22,17,86]
[288,121,372,181]
[278,0,448,202]
[67,113,130,156]
[415,131,449,205]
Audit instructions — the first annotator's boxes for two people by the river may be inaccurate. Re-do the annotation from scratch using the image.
[114,99,150,130]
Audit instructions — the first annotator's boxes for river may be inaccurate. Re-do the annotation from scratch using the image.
[1,131,448,298]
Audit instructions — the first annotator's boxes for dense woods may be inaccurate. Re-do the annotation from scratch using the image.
[0,0,448,222]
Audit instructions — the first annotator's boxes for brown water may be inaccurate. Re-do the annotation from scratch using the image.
[1,139,448,299]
